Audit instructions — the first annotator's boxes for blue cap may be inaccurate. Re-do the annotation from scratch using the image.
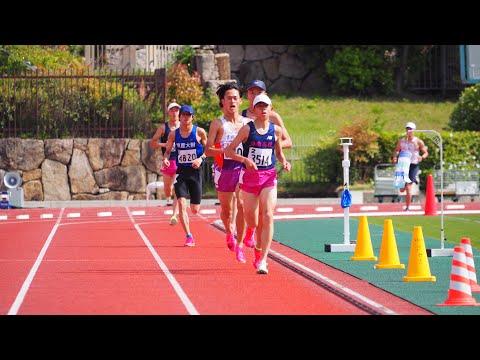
[179,105,194,115]
[244,79,266,92]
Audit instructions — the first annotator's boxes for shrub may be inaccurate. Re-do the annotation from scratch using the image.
[166,63,203,107]
[449,83,480,131]
[325,46,394,96]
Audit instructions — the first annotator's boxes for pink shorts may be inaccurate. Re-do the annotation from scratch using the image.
[213,164,241,193]
[161,159,178,177]
[239,168,277,196]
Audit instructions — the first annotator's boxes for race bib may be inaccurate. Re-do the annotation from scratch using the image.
[177,149,197,164]
[248,147,272,167]
[224,143,243,160]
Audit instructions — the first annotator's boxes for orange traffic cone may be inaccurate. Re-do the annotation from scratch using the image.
[351,216,377,261]
[424,174,437,216]
[403,226,436,282]
[437,246,480,306]
[374,219,405,269]
[460,237,480,292]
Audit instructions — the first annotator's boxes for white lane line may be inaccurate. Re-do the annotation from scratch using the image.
[97,211,112,217]
[276,207,293,213]
[16,214,29,220]
[126,207,199,315]
[67,213,81,218]
[40,214,54,219]
[360,206,379,211]
[409,205,422,210]
[131,210,145,216]
[315,207,333,212]
[200,209,216,215]
[0,215,8,220]
[446,204,465,210]
[269,249,398,315]
[8,208,65,315]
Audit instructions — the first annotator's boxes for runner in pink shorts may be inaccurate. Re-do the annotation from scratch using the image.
[205,82,251,264]
[150,102,181,225]
[224,94,291,274]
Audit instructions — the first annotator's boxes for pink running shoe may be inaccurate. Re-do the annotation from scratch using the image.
[226,234,235,252]
[235,245,246,263]
[253,248,262,269]
[184,235,195,247]
[243,227,255,248]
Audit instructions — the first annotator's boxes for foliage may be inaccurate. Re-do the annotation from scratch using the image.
[338,119,380,182]
[192,91,222,131]
[0,45,84,73]
[304,140,342,184]
[166,63,203,107]
[0,73,159,139]
[325,46,394,96]
[174,45,196,73]
[449,83,480,131]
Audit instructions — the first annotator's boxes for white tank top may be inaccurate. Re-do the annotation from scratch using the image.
[400,137,420,164]
[219,116,249,150]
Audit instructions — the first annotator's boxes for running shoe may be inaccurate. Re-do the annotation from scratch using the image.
[235,245,246,263]
[226,233,235,252]
[243,227,255,248]
[169,215,178,225]
[257,259,268,274]
[253,248,262,269]
[184,235,195,247]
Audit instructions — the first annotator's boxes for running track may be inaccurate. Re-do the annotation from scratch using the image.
[1,201,479,315]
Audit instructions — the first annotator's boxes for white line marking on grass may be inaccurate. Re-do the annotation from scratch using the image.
[8,208,65,315]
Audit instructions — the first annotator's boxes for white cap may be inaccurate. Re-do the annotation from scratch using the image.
[253,94,272,107]
[405,121,416,130]
[167,102,181,111]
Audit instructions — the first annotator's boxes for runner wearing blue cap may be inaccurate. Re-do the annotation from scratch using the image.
[162,105,208,246]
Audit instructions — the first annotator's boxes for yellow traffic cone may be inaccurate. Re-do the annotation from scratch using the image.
[351,216,377,261]
[374,219,405,269]
[403,226,436,282]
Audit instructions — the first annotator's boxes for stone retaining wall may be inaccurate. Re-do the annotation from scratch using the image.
[0,138,165,201]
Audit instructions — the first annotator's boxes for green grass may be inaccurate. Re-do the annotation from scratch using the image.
[366,214,480,250]
[270,95,457,136]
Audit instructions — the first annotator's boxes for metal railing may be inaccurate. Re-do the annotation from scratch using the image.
[0,68,166,139]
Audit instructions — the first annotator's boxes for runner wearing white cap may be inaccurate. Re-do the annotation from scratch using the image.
[392,121,429,211]
[224,94,291,274]
[150,102,181,224]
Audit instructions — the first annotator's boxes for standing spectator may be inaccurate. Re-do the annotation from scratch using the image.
[205,82,251,263]
[162,105,208,246]
[150,102,181,224]
[392,121,429,211]
[224,94,291,274]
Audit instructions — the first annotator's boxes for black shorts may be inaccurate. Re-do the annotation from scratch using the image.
[174,166,203,205]
[408,163,419,184]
